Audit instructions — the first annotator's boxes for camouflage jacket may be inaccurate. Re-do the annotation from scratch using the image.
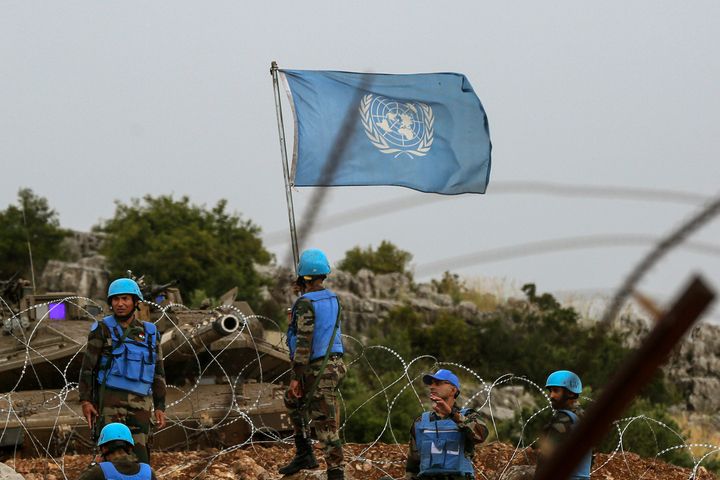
[405,405,488,479]
[78,316,167,411]
[290,295,339,379]
[537,405,588,468]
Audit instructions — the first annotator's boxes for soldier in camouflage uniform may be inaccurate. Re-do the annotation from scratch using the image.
[401,369,488,480]
[536,370,591,480]
[499,371,592,480]
[79,423,157,480]
[280,249,346,480]
[79,278,167,464]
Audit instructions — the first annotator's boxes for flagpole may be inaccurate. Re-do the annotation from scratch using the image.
[270,61,300,272]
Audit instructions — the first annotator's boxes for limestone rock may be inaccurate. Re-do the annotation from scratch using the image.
[60,231,106,261]
[39,256,109,299]
[470,385,538,421]
[0,463,23,480]
[666,323,720,412]
[260,264,493,341]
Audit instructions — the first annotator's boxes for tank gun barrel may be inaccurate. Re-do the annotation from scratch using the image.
[1,271,21,295]
[149,280,179,297]
[162,310,241,357]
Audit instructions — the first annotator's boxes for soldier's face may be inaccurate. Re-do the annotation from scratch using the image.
[428,379,457,401]
[548,386,573,409]
[111,294,135,317]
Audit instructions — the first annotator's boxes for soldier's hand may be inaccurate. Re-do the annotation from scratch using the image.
[429,394,451,417]
[289,379,303,399]
[81,401,98,427]
[154,409,167,429]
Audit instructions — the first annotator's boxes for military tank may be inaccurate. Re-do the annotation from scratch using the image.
[0,277,293,457]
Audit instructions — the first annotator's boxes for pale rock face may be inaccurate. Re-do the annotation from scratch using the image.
[37,231,109,299]
[39,256,109,299]
[666,323,720,412]
[0,463,24,480]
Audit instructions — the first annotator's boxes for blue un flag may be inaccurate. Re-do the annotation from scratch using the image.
[281,69,492,195]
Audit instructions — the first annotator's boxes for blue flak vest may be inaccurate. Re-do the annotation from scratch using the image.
[96,316,157,397]
[99,462,152,480]
[557,409,592,479]
[415,409,475,478]
[286,289,343,362]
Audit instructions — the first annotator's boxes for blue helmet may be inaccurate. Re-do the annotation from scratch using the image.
[297,249,331,277]
[545,370,582,395]
[107,278,143,301]
[98,422,135,446]
[423,369,461,393]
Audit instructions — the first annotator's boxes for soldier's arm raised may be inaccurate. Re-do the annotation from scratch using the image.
[453,408,489,444]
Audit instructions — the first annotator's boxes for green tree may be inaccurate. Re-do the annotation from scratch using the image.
[598,398,695,467]
[97,195,271,303]
[0,188,67,279]
[342,307,426,444]
[337,240,412,275]
[432,271,498,310]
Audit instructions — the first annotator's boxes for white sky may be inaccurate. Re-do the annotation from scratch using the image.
[1,1,719,321]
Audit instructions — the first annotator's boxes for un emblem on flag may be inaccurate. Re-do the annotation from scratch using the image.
[359,94,434,158]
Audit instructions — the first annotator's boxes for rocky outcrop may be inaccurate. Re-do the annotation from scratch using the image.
[60,230,106,261]
[36,231,109,299]
[666,322,720,412]
[469,385,539,421]
[39,256,109,299]
[0,463,23,480]
[612,314,720,412]
[264,266,487,342]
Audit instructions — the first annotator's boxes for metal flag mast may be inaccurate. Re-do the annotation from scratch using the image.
[270,61,300,271]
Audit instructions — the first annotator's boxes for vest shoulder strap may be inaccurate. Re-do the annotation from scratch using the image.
[102,315,117,329]
[418,411,432,429]
[302,289,337,302]
[99,462,119,478]
[143,321,157,336]
[557,409,579,423]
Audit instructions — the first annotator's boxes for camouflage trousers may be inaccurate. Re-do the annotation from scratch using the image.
[284,356,347,471]
[98,387,153,463]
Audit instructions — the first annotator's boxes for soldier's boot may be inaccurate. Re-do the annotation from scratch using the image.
[279,435,318,475]
[327,468,345,480]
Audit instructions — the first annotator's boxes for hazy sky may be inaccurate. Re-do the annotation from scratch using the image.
[1,2,719,320]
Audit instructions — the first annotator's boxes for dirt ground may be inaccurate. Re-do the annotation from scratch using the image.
[5,441,717,479]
